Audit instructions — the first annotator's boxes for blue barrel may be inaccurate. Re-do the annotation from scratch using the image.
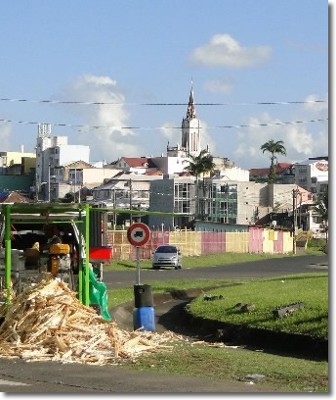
[133,307,155,331]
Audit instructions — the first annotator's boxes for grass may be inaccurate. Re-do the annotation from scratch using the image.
[108,278,232,308]
[121,342,328,392]
[107,271,329,392]
[104,240,326,272]
[105,251,295,271]
[187,273,328,340]
[105,249,328,392]
[108,274,328,340]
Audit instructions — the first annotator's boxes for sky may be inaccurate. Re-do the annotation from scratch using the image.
[0,0,328,169]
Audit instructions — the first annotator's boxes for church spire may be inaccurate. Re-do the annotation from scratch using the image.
[186,80,196,119]
[181,81,200,156]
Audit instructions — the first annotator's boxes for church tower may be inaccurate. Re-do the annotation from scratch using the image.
[166,83,204,158]
[181,83,200,156]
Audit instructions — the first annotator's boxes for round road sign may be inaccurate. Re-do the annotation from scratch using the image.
[127,223,151,246]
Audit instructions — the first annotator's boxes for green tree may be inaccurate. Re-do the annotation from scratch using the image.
[260,139,287,183]
[184,149,216,220]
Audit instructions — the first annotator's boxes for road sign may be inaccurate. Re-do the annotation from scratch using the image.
[127,223,151,247]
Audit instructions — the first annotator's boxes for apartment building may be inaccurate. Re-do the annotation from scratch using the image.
[294,157,328,194]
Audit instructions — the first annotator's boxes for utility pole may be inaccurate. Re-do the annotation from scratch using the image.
[129,179,133,225]
[292,188,299,254]
[48,163,51,202]
[74,168,77,202]
[113,188,116,229]
[78,169,81,204]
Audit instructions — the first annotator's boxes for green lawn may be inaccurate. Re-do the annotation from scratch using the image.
[121,339,328,392]
[105,251,293,271]
[108,273,328,340]
[187,272,328,340]
[107,271,328,392]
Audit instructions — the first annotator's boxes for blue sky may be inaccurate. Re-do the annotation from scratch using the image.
[0,0,328,169]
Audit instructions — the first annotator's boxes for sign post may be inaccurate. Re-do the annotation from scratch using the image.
[127,222,151,284]
[127,223,155,331]
[135,246,141,285]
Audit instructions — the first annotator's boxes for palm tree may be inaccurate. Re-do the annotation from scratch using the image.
[260,139,287,183]
[184,149,216,220]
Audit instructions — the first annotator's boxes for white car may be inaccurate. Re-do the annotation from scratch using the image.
[152,245,182,270]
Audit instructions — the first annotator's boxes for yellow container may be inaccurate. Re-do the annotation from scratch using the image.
[49,243,70,255]
[50,256,59,276]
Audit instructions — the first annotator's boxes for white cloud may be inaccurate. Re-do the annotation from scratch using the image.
[303,94,328,112]
[233,111,328,168]
[159,121,178,143]
[199,119,215,151]
[284,125,314,155]
[59,74,145,162]
[203,78,234,94]
[190,34,272,68]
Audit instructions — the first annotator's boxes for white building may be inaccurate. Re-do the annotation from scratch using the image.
[51,160,120,200]
[294,157,328,194]
[35,123,91,200]
[149,175,197,230]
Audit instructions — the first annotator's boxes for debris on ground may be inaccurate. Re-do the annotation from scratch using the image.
[243,374,266,382]
[272,302,304,318]
[190,340,242,349]
[203,294,224,301]
[0,276,184,366]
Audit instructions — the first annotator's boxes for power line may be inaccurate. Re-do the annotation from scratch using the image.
[0,117,328,131]
[0,97,327,107]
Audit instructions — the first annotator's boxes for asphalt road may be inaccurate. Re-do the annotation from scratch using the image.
[103,254,329,289]
[0,254,328,394]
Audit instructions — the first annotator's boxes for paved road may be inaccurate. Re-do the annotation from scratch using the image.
[0,356,282,393]
[0,254,328,393]
[104,254,328,289]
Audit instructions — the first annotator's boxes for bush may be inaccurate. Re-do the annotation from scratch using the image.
[307,238,327,250]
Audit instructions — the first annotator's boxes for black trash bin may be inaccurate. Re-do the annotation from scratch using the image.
[134,284,153,308]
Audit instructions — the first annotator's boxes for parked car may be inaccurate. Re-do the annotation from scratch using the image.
[152,245,182,270]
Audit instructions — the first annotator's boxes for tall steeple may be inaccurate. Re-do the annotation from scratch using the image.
[181,81,200,156]
[185,82,196,120]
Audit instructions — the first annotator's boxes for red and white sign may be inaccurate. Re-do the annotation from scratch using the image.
[127,223,151,247]
[315,162,328,172]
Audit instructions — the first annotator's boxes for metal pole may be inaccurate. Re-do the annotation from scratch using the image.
[74,168,77,202]
[84,203,90,305]
[4,205,12,306]
[135,246,141,285]
[78,170,81,204]
[78,213,83,303]
[130,179,133,224]
[292,188,297,254]
[113,189,116,229]
[48,164,51,202]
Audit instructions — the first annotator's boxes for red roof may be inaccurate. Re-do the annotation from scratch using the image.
[145,170,162,176]
[250,163,293,176]
[122,157,157,168]
[0,191,31,203]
